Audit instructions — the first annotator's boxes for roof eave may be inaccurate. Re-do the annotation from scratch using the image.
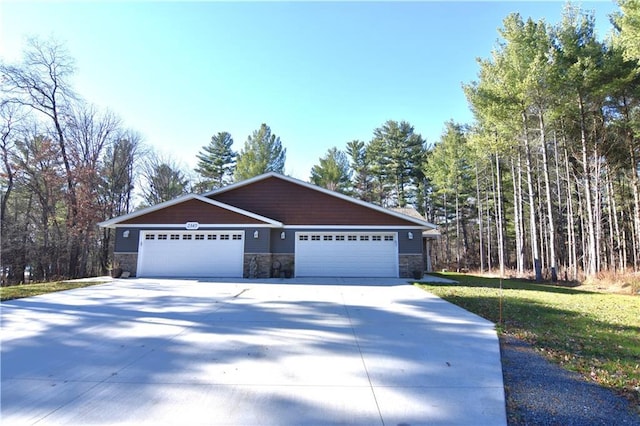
[97,194,283,229]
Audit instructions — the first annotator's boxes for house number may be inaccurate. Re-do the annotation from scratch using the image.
[185,222,199,230]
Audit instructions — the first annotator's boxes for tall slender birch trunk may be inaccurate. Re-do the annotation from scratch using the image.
[522,112,543,281]
[578,94,597,276]
[456,188,461,272]
[512,157,525,275]
[538,112,558,281]
[486,184,493,272]
[495,152,505,277]
[622,100,640,271]
[476,164,485,272]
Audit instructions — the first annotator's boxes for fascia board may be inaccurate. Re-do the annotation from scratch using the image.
[98,193,282,228]
[109,223,277,229]
[98,194,197,228]
[283,225,431,230]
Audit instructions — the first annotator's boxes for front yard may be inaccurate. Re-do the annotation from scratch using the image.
[0,280,106,301]
[416,273,640,408]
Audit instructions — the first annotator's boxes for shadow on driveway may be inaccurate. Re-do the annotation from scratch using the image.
[1,278,506,425]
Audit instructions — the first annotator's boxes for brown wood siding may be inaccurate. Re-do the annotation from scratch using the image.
[122,199,265,225]
[211,176,418,226]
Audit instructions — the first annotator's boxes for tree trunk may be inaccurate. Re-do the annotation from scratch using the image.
[593,130,603,273]
[578,94,597,276]
[522,112,542,281]
[495,152,505,278]
[538,112,557,281]
[486,181,493,272]
[443,193,450,268]
[476,164,484,273]
[553,131,565,278]
[623,104,640,271]
[577,179,588,275]
[511,157,524,276]
[537,160,547,274]
[456,187,461,272]
[606,169,620,271]
[562,127,578,280]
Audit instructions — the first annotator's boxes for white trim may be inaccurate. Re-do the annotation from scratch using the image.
[283,225,423,230]
[110,223,277,229]
[204,172,437,230]
[112,224,424,230]
[423,228,441,238]
[98,194,282,228]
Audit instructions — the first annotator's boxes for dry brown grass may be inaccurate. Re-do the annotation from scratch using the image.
[462,268,639,296]
[580,270,640,295]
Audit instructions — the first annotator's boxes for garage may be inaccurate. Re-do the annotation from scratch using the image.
[101,173,437,278]
[295,232,398,277]
[137,231,244,278]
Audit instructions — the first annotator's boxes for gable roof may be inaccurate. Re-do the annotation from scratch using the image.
[98,194,283,228]
[204,172,437,229]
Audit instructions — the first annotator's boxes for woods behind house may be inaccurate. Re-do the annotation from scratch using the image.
[1,3,638,285]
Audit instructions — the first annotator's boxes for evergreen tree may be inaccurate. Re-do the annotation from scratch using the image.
[310,147,352,193]
[425,121,474,271]
[370,120,425,208]
[234,124,286,181]
[346,139,375,202]
[614,0,640,64]
[194,131,235,192]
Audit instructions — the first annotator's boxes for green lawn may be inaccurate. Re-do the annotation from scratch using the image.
[0,280,106,301]
[416,273,640,406]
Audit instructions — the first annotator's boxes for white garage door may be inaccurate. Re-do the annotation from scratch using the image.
[137,231,244,277]
[295,232,398,277]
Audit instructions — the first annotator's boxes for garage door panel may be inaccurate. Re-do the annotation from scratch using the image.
[295,232,398,277]
[137,231,244,277]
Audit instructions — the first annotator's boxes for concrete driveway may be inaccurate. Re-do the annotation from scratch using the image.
[1,278,507,425]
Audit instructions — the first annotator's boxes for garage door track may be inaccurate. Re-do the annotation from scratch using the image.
[1,278,507,425]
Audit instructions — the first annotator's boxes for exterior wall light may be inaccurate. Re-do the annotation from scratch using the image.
[123,230,130,238]
[408,232,413,240]
[253,230,259,239]
[281,231,286,240]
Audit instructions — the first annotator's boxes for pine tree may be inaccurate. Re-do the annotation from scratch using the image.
[310,147,352,193]
[370,120,425,208]
[194,131,235,192]
[234,124,286,181]
[346,140,375,202]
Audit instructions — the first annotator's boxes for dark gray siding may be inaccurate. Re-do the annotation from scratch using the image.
[115,227,424,255]
[397,229,423,254]
[115,228,141,252]
[244,228,271,252]
[271,229,295,253]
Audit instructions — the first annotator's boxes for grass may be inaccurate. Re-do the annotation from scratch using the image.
[415,273,640,407]
[0,280,107,301]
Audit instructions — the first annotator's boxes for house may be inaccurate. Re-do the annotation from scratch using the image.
[98,173,438,279]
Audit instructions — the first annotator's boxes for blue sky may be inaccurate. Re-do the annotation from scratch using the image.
[1,1,619,180]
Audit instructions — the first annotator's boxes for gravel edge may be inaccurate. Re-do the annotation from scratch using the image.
[500,335,640,426]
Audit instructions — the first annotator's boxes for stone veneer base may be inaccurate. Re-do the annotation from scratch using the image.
[399,254,424,279]
[243,253,295,278]
[113,252,138,277]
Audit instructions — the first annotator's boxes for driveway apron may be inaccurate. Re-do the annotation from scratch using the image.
[1,279,507,425]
